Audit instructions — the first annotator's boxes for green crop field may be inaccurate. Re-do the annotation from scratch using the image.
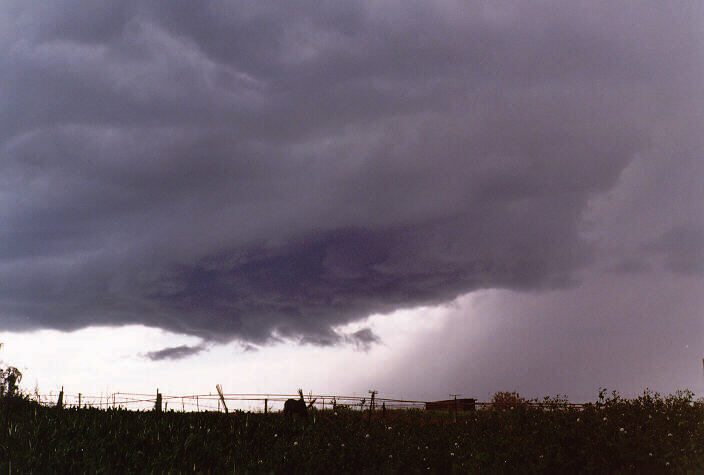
[1,390,703,473]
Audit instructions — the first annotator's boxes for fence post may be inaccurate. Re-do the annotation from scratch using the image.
[57,387,64,410]
[216,384,228,414]
[78,393,81,408]
[264,399,268,414]
[155,389,162,413]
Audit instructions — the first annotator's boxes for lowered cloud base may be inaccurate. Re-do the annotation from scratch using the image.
[0,1,702,357]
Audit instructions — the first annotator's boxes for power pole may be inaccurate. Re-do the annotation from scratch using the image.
[449,393,460,423]
[368,390,378,424]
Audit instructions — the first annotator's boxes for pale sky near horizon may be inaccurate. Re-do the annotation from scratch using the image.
[1,1,703,407]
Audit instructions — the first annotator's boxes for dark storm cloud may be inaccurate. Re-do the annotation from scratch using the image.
[1,1,701,347]
[145,344,207,361]
[345,328,381,352]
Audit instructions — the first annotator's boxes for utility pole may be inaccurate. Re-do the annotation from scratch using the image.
[368,390,378,424]
[449,393,460,423]
[369,390,378,411]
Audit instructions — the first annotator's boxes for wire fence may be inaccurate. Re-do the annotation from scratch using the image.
[35,391,588,413]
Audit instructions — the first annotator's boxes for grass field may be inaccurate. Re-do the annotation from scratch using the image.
[1,390,702,472]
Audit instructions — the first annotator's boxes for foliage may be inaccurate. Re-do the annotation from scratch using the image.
[0,390,702,472]
[0,367,22,398]
[0,343,23,398]
[490,390,527,408]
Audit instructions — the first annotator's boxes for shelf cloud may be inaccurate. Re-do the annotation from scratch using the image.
[1,1,701,352]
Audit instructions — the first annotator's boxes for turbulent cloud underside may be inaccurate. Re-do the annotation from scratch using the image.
[0,1,701,347]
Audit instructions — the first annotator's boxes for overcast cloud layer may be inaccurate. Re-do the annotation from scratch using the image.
[1,1,702,351]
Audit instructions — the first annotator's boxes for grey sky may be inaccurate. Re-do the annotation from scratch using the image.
[1,0,702,380]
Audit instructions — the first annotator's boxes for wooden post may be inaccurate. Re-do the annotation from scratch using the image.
[182,397,185,412]
[368,390,377,424]
[196,396,200,412]
[57,387,64,410]
[216,384,228,414]
[78,393,81,408]
[155,389,162,413]
[264,399,268,414]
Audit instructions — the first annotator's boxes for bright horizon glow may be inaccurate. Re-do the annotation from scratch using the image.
[1,299,457,410]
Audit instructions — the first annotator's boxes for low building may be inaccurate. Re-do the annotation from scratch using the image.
[425,398,476,411]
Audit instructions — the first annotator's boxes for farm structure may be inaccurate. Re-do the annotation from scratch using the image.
[425,398,476,411]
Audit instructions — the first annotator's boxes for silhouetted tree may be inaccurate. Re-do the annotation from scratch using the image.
[0,343,22,398]
[491,391,526,409]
